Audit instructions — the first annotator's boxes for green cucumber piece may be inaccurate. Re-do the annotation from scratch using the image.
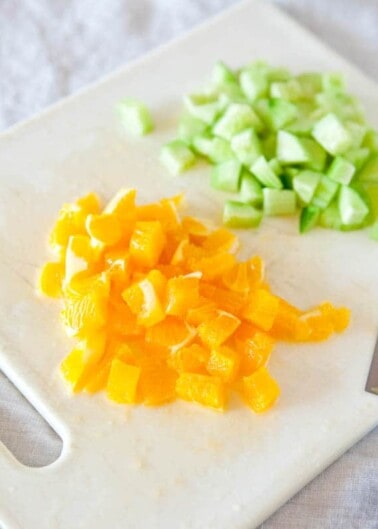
[263,188,296,216]
[370,220,378,241]
[293,171,321,204]
[231,128,262,165]
[344,148,370,171]
[322,73,345,94]
[211,160,242,192]
[299,206,320,233]
[216,83,246,104]
[312,113,352,155]
[239,68,269,101]
[277,131,326,170]
[311,176,339,210]
[362,130,378,153]
[178,114,208,143]
[364,184,378,216]
[211,61,237,86]
[295,73,322,99]
[319,200,343,230]
[184,94,225,125]
[300,206,320,233]
[160,140,196,175]
[213,103,264,140]
[281,168,299,190]
[357,155,378,183]
[251,156,283,189]
[347,122,367,149]
[255,98,298,130]
[117,98,154,136]
[327,156,356,185]
[270,79,303,101]
[223,200,263,228]
[286,116,316,136]
[238,170,263,206]
[338,186,369,226]
[268,158,283,176]
[192,135,233,163]
[261,134,277,159]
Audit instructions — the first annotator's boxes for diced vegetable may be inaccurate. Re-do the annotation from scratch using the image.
[211,160,242,192]
[223,200,263,228]
[251,156,283,189]
[160,140,196,175]
[184,93,225,125]
[300,206,320,233]
[231,128,262,165]
[213,103,264,140]
[327,156,356,185]
[338,186,369,226]
[193,135,233,163]
[240,68,269,101]
[155,60,378,238]
[312,113,352,155]
[117,98,154,136]
[293,171,321,204]
[178,114,208,143]
[311,176,339,210]
[263,188,296,216]
[255,98,297,130]
[238,170,263,206]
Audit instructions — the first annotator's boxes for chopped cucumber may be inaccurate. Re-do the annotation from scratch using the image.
[231,128,262,165]
[357,155,378,183]
[327,156,356,185]
[211,160,242,192]
[261,134,276,159]
[311,176,339,210]
[117,98,154,136]
[160,140,196,175]
[344,148,370,171]
[312,113,352,155]
[223,200,263,228]
[240,68,269,101]
[178,114,208,143]
[270,79,303,101]
[263,188,296,216]
[238,170,263,206]
[319,200,344,230]
[281,168,299,190]
[370,220,378,241]
[211,61,237,86]
[213,103,264,139]
[164,59,378,238]
[295,73,322,99]
[362,130,378,153]
[300,206,320,233]
[255,98,298,130]
[347,122,367,149]
[322,73,345,94]
[268,158,283,175]
[277,131,326,170]
[293,171,321,204]
[193,135,233,163]
[338,186,369,226]
[251,156,283,189]
[184,94,225,125]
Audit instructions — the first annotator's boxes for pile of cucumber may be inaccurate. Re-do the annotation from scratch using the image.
[160,61,378,238]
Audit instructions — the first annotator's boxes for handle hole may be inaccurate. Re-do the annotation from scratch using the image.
[0,370,62,468]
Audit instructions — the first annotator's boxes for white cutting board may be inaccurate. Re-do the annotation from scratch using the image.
[0,1,377,528]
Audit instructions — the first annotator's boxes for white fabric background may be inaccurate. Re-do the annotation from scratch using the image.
[0,1,377,528]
